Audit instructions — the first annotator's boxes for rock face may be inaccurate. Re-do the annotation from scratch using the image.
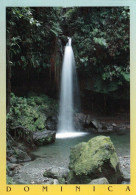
[33,130,56,146]
[89,177,109,184]
[68,136,123,184]
[74,113,114,133]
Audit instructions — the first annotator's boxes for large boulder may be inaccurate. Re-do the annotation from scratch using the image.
[68,136,123,184]
[33,130,56,146]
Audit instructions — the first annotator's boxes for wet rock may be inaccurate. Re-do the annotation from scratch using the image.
[90,119,102,129]
[53,179,59,184]
[106,126,114,132]
[112,123,117,127]
[45,178,54,184]
[120,162,130,183]
[42,177,54,184]
[74,113,86,129]
[122,171,130,183]
[119,155,130,184]
[7,163,20,171]
[33,130,56,146]
[68,136,123,184]
[85,115,92,126]
[74,113,102,132]
[14,149,31,162]
[8,156,17,163]
[43,167,69,179]
[29,177,54,184]
[43,167,69,184]
[119,156,130,169]
[89,177,109,184]
[16,180,28,184]
[98,124,114,133]
[74,113,114,134]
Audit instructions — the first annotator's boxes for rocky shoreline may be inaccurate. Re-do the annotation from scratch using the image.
[7,133,130,185]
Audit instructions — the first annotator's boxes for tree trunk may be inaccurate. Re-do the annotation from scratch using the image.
[6,51,11,113]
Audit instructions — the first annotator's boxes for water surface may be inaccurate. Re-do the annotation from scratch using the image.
[14,131,130,184]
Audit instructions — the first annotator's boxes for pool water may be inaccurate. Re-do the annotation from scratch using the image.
[14,130,130,184]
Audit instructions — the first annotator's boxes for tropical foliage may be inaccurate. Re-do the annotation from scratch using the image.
[6,7,130,111]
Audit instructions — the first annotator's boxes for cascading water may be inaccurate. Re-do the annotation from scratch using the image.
[57,38,87,138]
[58,38,74,133]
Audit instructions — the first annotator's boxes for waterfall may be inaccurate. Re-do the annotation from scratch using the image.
[58,37,74,133]
[57,38,87,138]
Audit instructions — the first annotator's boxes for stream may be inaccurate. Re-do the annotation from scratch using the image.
[13,130,130,184]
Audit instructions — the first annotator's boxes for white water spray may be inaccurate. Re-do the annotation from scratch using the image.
[57,37,87,138]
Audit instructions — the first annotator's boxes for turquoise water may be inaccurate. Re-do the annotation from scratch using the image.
[31,131,130,168]
[14,131,130,184]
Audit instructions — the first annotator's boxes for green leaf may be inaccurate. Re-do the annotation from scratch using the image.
[121,72,130,82]
[21,56,26,62]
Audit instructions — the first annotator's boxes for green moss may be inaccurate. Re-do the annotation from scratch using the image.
[110,152,118,170]
[58,177,65,184]
[43,171,49,177]
[7,93,58,132]
[70,136,117,176]
[68,136,122,184]
[6,176,14,184]
[34,116,46,130]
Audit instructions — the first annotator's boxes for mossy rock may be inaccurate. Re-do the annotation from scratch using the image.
[33,130,56,146]
[68,136,123,184]
[43,167,69,184]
